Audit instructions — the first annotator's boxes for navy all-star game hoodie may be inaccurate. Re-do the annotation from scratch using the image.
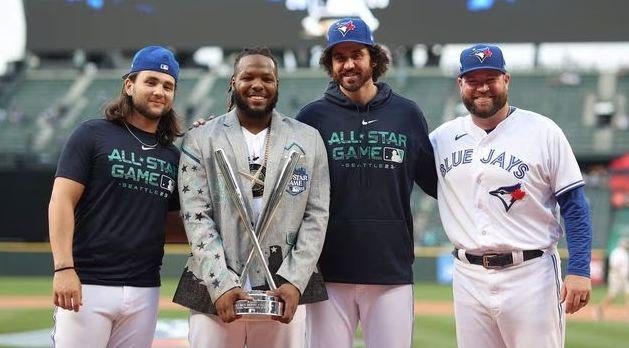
[297,81,437,284]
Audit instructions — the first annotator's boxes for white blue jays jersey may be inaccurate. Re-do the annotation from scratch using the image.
[429,108,584,252]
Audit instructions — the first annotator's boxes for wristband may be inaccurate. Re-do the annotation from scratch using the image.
[54,266,75,273]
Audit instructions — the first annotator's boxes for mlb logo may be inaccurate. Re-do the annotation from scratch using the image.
[160,64,169,71]
[160,175,175,193]
[383,147,404,163]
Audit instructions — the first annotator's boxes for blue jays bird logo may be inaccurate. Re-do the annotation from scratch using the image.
[336,20,356,37]
[489,183,526,212]
[472,47,493,62]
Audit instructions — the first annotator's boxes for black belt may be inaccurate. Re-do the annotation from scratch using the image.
[453,248,543,269]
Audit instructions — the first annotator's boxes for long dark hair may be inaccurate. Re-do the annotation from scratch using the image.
[319,44,389,82]
[227,46,279,111]
[103,73,183,145]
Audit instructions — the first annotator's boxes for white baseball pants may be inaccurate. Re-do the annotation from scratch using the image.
[306,283,414,348]
[188,305,306,348]
[453,250,565,348]
[52,284,160,348]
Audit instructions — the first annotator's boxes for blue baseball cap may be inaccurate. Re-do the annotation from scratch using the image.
[124,45,180,81]
[326,17,374,49]
[459,44,507,77]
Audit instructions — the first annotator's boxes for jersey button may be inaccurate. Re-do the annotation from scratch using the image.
[481,231,487,235]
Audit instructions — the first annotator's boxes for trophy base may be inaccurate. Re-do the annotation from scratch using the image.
[234,290,284,321]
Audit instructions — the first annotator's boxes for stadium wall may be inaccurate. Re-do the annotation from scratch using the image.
[0,170,53,242]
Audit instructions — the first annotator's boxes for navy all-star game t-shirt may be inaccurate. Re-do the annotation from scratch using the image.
[55,119,180,287]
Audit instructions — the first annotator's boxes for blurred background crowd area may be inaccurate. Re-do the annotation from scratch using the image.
[1,0,628,275]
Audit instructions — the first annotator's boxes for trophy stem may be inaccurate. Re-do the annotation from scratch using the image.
[215,149,277,290]
[239,151,301,285]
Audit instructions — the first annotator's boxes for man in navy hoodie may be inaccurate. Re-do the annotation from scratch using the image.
[297,17,437,348]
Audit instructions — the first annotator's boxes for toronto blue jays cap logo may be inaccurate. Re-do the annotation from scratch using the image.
[336,20,357,37]
[458,44,507,77]
[326,17,374,48]
[489,183,526,212]
[472,47,493,63]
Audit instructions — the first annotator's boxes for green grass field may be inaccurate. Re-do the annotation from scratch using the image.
[0,277,626,348]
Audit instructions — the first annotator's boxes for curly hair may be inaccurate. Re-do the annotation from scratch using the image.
[103,73,183,145]
[227,46,279,111]
[319,44,389,82]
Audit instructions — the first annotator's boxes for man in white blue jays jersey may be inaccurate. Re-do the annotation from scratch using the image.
[429,44,592,348]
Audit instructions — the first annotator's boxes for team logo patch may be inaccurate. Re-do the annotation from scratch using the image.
[489,183,526,212]
[160,63,169,71]
[287,167,309,196]
[471,47,493,63]
[160,175,175,193]
[383,147,404,163]
[335,20,357,37]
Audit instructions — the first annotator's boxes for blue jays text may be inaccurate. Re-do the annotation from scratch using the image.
[439,148,529,179]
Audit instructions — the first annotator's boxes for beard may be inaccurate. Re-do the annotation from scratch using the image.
[333,68,372,93]
[132,97,171,120]
[233,90,279,119]
[462,90,508,119]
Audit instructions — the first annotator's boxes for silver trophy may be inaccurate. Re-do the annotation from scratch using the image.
[215,149,301,320]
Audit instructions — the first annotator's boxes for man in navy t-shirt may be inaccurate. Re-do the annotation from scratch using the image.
[48,46,184,348]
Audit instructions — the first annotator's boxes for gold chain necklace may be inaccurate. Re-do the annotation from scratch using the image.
[240,127,271,187]
[123,121,159,148]
[258,127,271,168]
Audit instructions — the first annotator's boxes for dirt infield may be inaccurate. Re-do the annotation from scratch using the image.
[1,296,626,322]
